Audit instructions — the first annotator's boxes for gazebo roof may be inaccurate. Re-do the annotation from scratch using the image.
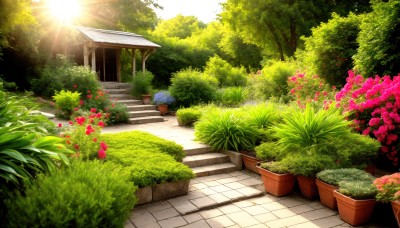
[76,26,160,49]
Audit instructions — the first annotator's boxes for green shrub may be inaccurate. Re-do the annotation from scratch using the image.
[299,13,362,86]
[281,153,337,177]
[317,168,375,186]
[106,102,129,125]
[195,109,260,151]
[176,107,202,126]
[101,131,193,187]
[338,180,377,200]
[203,56,248,87]
[130,71,154,98]
[53,90,80,119]
[260,161,290,174]
[102,131,185,162]
[81,89,111,112]
[255,142,283,161]
[5,160,137,227]
[169,69,217,107]
[31,55,100,99]
[216,87,248,107]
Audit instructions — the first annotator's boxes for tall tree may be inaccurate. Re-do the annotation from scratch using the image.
[152,15,206,39]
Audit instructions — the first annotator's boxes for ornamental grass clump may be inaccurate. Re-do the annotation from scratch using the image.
[374,173,400,202]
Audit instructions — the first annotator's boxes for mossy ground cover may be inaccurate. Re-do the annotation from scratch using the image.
[101,131,194,188]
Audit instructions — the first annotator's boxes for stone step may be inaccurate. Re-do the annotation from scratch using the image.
[183,153,230,168]
[109,94,133,100]
[192,163,238,177]
[126,105,157,111]
[104,88,129,94]
[115,99,143,105]
[129,110,160,118]
[101,82,131,89]
[129,116,164,124]
[185,146,213,156]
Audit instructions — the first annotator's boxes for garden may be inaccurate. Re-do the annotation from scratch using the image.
[1,0,400,227]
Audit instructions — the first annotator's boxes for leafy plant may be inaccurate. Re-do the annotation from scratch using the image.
[260,161,290,174]
[255,142,283,161]
[195,109,260,151]
[106,102,129,125]
[153,90,175,105]
[216,87,248,107]
[338,180,377,200]
[176,107,202,126]
[5,160,137,227]
[53,90,80,119]
[317,168,376,186]
[169,69,217,107]
[203,56,247,87]
[374,173,400,203]
[130,71,154,97]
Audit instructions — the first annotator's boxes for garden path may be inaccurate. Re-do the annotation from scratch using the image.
[103,117,387,228]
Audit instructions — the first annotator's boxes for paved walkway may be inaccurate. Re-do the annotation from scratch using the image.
[104,117,390,228]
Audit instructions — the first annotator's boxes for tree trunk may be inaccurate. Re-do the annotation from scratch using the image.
[267,23,285,61]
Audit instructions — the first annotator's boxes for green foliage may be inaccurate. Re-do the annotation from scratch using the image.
[354,0,400,77]
[102,131,185,162]
[53,90,80,119]
[338,180,377,200]
[203,56,247,87]
[255,142,283,161]
[216,87,248,107]
[152,15,206,39]
[281,153,337,177]
[101,131,193,187]
[169,69,217,107]
[5,160,137,227]
[176,107,202,127]
[299,13,362,86]
[130,71,154,97]
[31,56,101,99]
[260,161,290,174]
[195,109,260,151]
[317,168,375,186]
[274,104,350,150]
[106,102,129,125]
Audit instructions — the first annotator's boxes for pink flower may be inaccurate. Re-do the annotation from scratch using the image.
[100,142,108,151]
[368,118,381,127]
[90,108,97,113]
[98,121,105,127]
[75,117,86,125]
[98,149,106,159]
[58,123,63,128]
[85,125,95,135]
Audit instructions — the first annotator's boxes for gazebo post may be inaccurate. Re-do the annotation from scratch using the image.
[91,48,96,72]
[132,48,136,77]
[141,49,153,73]
[83,45,89,67]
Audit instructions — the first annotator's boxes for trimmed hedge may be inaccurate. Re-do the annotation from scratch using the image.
[101,131,194,188]
[5,160,137,227]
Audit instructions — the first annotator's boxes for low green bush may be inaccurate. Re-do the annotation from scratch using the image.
[102,131,185,162]
[203,56,247,87]
[216,87,248,107]
[130,71,154,98]
[106,102,129,125]
[338,180,377,200]
[101,131,193,187]
[53,90,80,119]
[5,160,137,227]
[195,109,260,151]
[281,153,337,177]
[176,107,202,126]
[260,161,290,174]
[169,69,217,107]
[255,142,283,161]
[317,168,375,186]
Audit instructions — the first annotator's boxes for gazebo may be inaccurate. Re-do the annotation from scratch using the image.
[74,26,160,82]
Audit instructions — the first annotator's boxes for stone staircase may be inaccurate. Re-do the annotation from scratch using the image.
[101,82,164,124]
[183,147,239,177]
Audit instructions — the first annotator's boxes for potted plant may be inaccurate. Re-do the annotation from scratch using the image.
[333,177,377,226]
[153,91,175,115]
[373,173,400,226]
[316,168,376,210]
[257,161,295,197]
[130,71,154,104]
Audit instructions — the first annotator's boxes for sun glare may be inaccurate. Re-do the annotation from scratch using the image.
[48,0,81,24]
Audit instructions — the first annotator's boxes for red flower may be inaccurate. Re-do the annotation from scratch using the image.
[74,107,79,111]
[93,138,98,142]
[98,121,105,127]
[79,100,84,106]
[69,121,74,125]
[58,123,63,128]
[100,141,108,151]
[74,144,80,150]
[87,95,93,99]
[90,108,97,113]
[98,149,106,159]
[75,117,86,125]
[73,84,78,89]
[85,125,95,135]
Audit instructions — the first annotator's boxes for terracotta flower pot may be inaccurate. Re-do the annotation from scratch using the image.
[316,179,338,210]
[258,165,295,197]
[241,153,260,174]
[297,175,319,199]
[158,104,168,115]
[333,190,376,226]
[391,200,400,227]
[142,94,151,105]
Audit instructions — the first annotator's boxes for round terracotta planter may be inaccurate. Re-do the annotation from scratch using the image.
[391,200,400,227]
[333,190,376,226]
[316,179,338,210]
[241,154,260,174]
[158,104,168,115]
[142,94,151,105]
[297,175,319,200]
[257,165,295,197]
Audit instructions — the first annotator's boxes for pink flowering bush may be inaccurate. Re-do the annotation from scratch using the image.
[374,173,400,202]
[336,70,400,167]
[59,110,108,160]
[288,72,337,109]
